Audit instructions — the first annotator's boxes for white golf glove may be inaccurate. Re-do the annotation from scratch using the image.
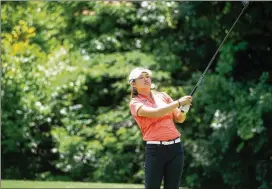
[180,104,190,113]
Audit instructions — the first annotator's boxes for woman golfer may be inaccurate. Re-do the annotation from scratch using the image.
[129,67,192,189]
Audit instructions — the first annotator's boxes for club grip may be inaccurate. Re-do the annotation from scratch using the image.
[190,87,197,96]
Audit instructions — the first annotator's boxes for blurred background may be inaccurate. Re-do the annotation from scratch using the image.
[1,1,272,189]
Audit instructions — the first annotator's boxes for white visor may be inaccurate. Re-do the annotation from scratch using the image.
[128,67,152,84]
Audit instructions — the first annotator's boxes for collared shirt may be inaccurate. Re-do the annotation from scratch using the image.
[129,91,181,141]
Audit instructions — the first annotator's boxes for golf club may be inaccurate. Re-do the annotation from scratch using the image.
[180,1,249,113]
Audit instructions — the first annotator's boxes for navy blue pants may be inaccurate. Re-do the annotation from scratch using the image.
[144,142,184,189]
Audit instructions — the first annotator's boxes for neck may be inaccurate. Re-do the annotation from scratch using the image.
[138,88,152,97]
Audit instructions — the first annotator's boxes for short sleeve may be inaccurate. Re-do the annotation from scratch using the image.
[129,98,144,117]
[161,92,173,103]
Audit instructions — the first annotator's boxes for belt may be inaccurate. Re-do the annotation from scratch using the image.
[146,138,180,145]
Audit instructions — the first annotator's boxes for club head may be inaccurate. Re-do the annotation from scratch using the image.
[241,1,249,7]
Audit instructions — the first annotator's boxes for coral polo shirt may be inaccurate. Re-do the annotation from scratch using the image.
[129,91,181,141]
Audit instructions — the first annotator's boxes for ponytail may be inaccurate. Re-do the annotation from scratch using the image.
[130,81,138,98]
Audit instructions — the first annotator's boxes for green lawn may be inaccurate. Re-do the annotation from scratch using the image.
[1,180,144,188]
[1,180,189,188]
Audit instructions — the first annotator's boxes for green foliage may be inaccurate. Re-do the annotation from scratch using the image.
[2,1,272,189]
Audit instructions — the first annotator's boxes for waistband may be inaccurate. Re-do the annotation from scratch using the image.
[146,138,180,145]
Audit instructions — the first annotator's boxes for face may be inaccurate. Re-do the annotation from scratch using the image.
[132,72,151,89]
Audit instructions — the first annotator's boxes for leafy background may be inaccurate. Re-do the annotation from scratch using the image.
[1,1,272,189]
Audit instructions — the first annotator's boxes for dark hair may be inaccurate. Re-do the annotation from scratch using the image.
[130,80,138,98]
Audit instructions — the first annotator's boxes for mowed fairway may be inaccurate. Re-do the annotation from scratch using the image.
[1,180,144,188]
[2,180,190,188]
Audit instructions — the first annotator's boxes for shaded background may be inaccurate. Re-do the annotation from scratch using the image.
[1,1,272,189]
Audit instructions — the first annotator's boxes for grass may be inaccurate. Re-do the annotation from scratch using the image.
[1,180,144,188]
[1,180,189,188]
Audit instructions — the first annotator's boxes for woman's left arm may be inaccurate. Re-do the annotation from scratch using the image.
[160,91,187,123]
[172,108,186,123]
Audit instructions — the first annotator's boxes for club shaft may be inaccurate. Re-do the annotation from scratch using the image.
[190,4,248,96]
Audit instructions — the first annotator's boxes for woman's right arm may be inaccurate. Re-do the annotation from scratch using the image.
[137,96,192,118]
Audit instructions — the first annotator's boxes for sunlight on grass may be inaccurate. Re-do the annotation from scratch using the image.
[1,180,144,188]
[2,180,190,188]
